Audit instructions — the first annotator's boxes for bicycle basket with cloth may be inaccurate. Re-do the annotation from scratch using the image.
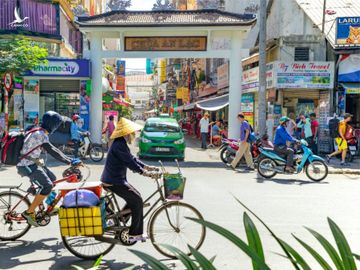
[59,189,104,237]
[163,173,186,200]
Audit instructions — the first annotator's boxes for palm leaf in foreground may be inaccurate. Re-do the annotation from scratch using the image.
[306,227,345,270]
[293,234,332,270]
[243,212,265,270]
[129,249,170,270]
[160,244,198,270]
[188,217,271,270]
[279,239,312,270]
[233,197,301,270]
[328,218,357,270]
[188,245,217,270]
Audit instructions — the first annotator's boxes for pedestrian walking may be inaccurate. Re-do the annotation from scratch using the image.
[326,113,353,166]
[286,112,297,136]
[310,112,319,154]
[103,115,116,149]
[230,113,254,171]
[199,113,209,149]
[297,113,312,145]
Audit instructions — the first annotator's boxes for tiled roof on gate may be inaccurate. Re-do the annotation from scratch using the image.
[296,0,360,48]
[76,9,256,27]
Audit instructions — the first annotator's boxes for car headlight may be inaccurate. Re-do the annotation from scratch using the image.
[174,138,184,144]
[141,137,152,143]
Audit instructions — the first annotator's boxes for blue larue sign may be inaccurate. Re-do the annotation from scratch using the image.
[336,17,360,46]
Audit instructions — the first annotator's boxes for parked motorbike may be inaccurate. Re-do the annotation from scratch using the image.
[347,136,358,163]
[57,133,104,162]
[219,134,274,166]
[257,139,328,182]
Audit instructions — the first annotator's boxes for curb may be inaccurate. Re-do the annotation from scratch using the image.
[328,169,360,175]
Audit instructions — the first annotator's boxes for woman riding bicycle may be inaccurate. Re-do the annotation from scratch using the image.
[101,117,158,243]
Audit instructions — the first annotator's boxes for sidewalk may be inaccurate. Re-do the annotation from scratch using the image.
[185,135,360,175]
[326,157,360,175]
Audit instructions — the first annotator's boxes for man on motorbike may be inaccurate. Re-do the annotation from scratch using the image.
[17,111,79,227]
[70,114,87,158]
[274,116,297,173]
[101,118,159,244]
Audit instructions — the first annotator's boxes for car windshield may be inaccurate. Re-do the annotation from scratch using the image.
[144,122,180,133]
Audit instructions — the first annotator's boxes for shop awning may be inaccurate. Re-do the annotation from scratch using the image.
[341,83,360,94]
[196,94,229,111]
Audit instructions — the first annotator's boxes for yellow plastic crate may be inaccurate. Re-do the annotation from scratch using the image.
[59,207,103,237]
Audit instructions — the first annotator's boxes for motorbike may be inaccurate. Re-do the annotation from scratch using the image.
[219,134,274,166]
[57,133,104,162]
[347,136,358,163]
[257,139,328,182]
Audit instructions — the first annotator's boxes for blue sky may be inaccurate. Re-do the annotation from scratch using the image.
[129,0,154,11]
[125,0,155,71]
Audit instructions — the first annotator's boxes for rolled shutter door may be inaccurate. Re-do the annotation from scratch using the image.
[40,80,80,92]
[283,89,319,99]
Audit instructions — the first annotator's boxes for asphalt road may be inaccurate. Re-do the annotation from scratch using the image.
[0,144,359,270]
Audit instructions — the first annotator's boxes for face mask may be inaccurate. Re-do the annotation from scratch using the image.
[76,120,83,128]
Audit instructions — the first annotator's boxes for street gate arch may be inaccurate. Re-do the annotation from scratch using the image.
[77,9,256,142]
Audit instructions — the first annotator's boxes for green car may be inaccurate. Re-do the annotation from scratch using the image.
[139,117,185,160]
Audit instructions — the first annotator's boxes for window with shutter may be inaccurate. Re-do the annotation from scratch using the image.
[294,47,310,61]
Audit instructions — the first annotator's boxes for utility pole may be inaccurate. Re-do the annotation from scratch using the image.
[322,0,327,34]
[258,0,267,136]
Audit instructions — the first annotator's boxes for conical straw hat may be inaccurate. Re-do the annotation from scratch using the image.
[110,118,143,140]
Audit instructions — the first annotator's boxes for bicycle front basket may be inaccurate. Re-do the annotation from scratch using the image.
[163,173,186,200]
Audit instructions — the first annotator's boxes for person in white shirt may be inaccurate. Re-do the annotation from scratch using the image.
[199,113,209,149]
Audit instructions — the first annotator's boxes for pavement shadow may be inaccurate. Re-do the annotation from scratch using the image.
[0,238,63,269]
[255,176,329,185]
[0,238,140,270]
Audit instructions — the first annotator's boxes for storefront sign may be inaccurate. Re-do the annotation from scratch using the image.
[275,62,334,89]
[24,79,39,129]
[345,88,360,94]
[1,0,59,36]
[242,63,274,92]
[159,59,167,83]
[217,63,229,90]
[198,83,217,97]
[241,93,254,127]
[14,77,23,89]
[25,59,90,77]
[116,60,126,92]
[125,37,207,51]
[336,17,360,46]
[338,54,360,82]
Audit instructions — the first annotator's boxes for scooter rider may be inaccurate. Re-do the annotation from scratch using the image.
[274,116,297,173]
[70,114,87,158]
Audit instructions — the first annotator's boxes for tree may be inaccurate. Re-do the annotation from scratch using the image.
[0,38,48,76]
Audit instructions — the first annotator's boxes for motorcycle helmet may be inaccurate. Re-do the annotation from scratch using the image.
[279,116,290,125]
[72,114,81,122]
[41,111,63,134]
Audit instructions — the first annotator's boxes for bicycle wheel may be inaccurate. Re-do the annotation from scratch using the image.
[0,191,31,240]
[148,201,206,259]
[62,197,116,259]
[89,145,104,162]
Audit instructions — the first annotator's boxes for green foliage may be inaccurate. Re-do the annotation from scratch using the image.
[71,255,103,270]
[114,104,133,119]
[0,38,48,75]
[130,198,358,270]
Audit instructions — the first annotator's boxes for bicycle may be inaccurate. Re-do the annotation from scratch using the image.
[62,162,206,260]
[0,164,90,241]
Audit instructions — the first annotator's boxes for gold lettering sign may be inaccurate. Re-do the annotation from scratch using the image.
[125,37,207,51]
